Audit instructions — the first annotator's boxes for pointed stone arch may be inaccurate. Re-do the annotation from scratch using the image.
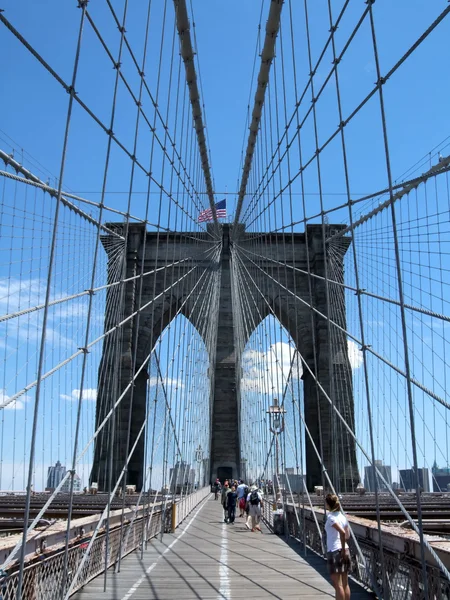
[91,224,216,491]
[92,223,358,492]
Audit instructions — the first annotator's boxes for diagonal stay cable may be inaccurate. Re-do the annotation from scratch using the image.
[234,245,450,411]
[242,5,450,230]
[0,245,219,410]
[0,249,220,572]
[235,245,450,586]
[0,154,123,239]
[0,12,213,236]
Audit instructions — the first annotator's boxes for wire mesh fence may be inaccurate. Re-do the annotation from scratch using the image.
[0,487,210,599]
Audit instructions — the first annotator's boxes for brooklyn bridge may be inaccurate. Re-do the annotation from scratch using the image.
[0,0,450,598]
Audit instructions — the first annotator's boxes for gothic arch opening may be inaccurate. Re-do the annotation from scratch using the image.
[238,315,304,489]
[92,300,212,492]
[144,314,212,493]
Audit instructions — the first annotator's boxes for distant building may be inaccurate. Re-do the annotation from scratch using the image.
[46,461,66,490]
[189,468,196,486]
[46,461,82,492]
[202,458,209,487]
[399,468,430,492]
[432,461,450,492]
[364,460,391,492]
[169,462,191,492]
[275,470,305,493]
[61,473,82,493]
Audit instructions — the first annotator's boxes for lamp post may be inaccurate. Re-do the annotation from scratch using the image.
[195,445,203,490]
[267,398,286,502]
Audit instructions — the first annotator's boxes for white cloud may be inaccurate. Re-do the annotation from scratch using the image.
[61,388,97,402]
[241,340,363,396]
[347,339,363,370]
[148,376,184,390]
[0,277,90,350]
[51,300,89,320]
[364,61,376,74]
[0,388,30,410]
[241,341,301,396]
[0,278,47,312]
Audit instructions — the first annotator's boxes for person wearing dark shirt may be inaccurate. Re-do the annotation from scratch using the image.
[221,481,230,522]
[226,485,238,524]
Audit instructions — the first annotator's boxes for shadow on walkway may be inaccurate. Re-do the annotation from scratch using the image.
[282,534,376,599]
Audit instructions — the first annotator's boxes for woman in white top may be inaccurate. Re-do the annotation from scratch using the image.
[325,493,351,600]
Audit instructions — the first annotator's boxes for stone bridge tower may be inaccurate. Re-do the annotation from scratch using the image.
[91,223,358,493]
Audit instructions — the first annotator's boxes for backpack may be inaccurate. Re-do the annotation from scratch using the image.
[250,490,260,505]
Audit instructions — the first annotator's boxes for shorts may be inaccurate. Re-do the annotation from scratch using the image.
[327,549,351,574]
[239,498,246,509]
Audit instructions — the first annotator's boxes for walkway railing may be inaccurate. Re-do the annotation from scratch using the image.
[0,487,211,599]
[262,498,450,599]
[172,486,211,530]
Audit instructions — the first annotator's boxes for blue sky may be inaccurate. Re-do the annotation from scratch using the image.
[0,0,449,491]
[1,1,448,212]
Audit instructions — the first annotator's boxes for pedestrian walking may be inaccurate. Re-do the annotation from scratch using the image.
[245,485,262,532]
[226,485,238,524]
[213,478,221,500]
[236,481,247,517]
[325,493,351,600]
[221,481,230,523]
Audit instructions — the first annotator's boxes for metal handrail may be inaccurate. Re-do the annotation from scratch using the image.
[0,487,210,599]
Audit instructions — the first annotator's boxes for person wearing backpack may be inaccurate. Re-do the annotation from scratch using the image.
[245,485,262,532]
[244,485,251,525]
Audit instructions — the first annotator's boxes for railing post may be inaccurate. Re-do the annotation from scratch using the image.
[171,502,177,533]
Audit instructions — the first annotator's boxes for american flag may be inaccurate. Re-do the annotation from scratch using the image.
[198,199,227,222]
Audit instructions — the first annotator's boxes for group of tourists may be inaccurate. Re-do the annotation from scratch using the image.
[213,478,263,532]
[212,479,351,599]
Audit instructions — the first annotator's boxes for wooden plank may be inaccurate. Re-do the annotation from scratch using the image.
[73,497,375,599]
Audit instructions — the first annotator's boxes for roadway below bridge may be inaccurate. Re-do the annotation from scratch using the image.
[73,496,373,600]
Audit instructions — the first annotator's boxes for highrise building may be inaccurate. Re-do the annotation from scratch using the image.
[399,468,430,492]
[364,460,391,492]
[432,461,450,492]
[169,462,191,492]
[275,469,305,493]
[60,473,82,493]
[46,460,66,490]
[202,458,209,487]
[189,468,196,486]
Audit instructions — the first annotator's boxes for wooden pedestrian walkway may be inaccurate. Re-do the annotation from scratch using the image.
[73,496,374,600]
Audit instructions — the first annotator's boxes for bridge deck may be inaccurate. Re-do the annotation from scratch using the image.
[73,497,374,599]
